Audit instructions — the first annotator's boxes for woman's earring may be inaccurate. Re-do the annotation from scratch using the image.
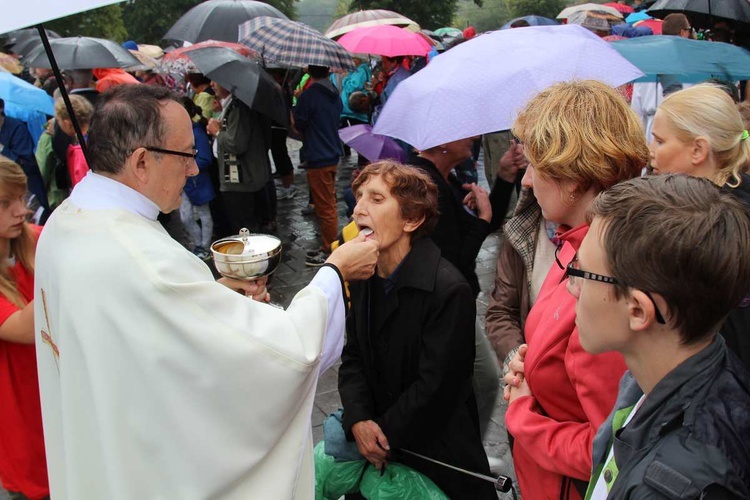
[569,193,576,203]
[442,149,448,154]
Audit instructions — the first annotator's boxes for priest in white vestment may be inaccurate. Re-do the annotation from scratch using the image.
[33,85,378,500]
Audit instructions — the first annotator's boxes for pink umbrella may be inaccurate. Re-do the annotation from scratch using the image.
[338,25,432,57]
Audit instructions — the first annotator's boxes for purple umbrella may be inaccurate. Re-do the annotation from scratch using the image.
[338,124,407,163]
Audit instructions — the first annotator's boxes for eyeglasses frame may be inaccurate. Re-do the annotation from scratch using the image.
[144,146,198,160]
[565,257,667,325]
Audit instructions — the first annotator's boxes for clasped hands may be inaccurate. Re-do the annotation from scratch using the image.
[352,420,390,470]
[503,344,532,403]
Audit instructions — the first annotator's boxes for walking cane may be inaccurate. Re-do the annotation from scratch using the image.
[400,448,517,498]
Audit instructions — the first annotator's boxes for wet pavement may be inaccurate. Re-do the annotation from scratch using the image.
[269,140,518,498]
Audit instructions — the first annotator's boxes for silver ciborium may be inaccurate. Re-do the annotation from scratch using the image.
[211,228,282,280]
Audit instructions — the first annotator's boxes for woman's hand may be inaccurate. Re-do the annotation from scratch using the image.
[507,376,532,404]
[502,344,528,401]
[497,143,527,184]
[217,276,270,303]
[352,420,390,469]
[462,183,492,223]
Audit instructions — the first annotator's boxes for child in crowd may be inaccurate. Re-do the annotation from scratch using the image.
[178,97,215,260]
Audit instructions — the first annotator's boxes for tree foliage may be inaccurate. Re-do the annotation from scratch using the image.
[504,0,566,20]
[46,5,128,42]
[347,0,482,30]
[454,0,508,32]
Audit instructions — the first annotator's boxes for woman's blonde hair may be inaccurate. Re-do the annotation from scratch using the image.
[512,80,649,194]
[54,94,94,126]
[659,83,750,187]
[0,157,36,307]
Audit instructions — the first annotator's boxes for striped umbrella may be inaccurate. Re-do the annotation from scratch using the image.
[239,16,355,72]
[324,9,420,40]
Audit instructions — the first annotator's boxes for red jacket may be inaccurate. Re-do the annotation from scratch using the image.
[506,224,626,500]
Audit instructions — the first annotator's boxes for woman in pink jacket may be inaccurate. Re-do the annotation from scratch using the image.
[503,81,649,499]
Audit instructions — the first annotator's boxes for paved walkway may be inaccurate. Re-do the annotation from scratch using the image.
[268,141,518,497]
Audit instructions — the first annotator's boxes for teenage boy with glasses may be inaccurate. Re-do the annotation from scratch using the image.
[571,175,750,499]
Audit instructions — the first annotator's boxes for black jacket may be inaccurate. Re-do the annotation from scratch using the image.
[721,173,750,370]
[410,156,491,297]
[338,238,495,499]
[591,336,750,499]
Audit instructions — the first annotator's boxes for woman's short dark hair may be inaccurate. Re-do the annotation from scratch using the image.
[352,160,438,241]
[87,85,181,174]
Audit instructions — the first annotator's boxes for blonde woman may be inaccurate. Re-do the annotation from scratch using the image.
[503,81,649,499]
[650,83,750,367]
[0,156,48,499]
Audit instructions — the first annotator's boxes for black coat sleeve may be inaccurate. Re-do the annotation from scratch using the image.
[338,297,375,439]
[429,188,491,283]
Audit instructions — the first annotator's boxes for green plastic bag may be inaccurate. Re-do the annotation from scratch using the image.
[359,461,450,500]
[314,441,367,500]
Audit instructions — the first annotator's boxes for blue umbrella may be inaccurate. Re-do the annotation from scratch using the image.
[625,11,651,23]
[500,15,559,29]
[610,35,750,83]
[0,72,54,146]
[0,72,54,116]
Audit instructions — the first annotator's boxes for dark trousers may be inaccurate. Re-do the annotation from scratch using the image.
[219,190,259,234]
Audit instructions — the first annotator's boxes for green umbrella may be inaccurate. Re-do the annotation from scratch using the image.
[432,27,463,38]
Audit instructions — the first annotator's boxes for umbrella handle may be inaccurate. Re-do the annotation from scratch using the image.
[36,24,91,167]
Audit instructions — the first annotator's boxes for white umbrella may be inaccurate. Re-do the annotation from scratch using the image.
[372,24,644,151]
[557,3,624,20]
[1,0,124,34]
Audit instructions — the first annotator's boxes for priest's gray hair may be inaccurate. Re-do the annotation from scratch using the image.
[87,85,182,175]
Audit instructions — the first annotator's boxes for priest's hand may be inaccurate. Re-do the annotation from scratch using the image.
[218,276,270,302]
[352,420,390,470]
[326,232,378,282]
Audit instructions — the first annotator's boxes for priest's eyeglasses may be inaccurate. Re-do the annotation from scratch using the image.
[566,257,667,324]
[145,146,199,161]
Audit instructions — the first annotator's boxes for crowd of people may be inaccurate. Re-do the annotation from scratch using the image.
[0,3,750,499]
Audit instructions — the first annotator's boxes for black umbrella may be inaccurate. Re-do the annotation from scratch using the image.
[164,0,288,43]
[187,46,288,126]
[12,37,45,59]
[647,0,750,27]
[24,36,140,69]
[3,28,60,49]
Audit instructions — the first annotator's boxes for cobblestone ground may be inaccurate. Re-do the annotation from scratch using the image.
[1,140,517,500]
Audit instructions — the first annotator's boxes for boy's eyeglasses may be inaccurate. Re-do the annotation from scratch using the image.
[566,256,667,325]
